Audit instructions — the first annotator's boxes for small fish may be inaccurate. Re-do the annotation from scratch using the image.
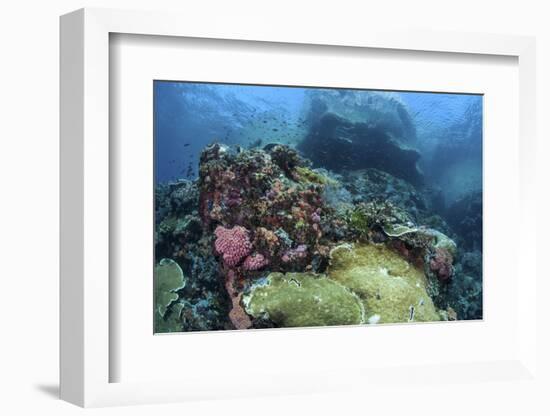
[248,139,263,149]
[272,128,278,132]
[183,143,190,147]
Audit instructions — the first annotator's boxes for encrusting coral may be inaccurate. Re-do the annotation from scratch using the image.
[243,242,444,327]
[328,243,441,323]
[243,272,365,327]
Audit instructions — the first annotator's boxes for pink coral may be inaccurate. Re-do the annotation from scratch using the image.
[242,253,269,271]
[429,248,454,281]
[224,269,252,329]
[214,225,252,267]
[229,293,252,329]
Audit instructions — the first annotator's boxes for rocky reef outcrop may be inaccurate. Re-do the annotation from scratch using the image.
[298,90,422,187]
[195,144,461,329]
[342,169,430,220]
[298,112,424,186]
[198,143,341,328]
[302,89,417,143]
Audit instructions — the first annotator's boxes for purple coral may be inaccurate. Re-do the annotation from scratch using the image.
[242,253,269,271]
[281,244,308,263]
[214,225,252,267]
[225,188,242,207]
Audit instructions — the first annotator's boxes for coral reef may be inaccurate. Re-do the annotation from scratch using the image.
[193,144,469,328]
[155,140,480,331]
[198,143,343,328]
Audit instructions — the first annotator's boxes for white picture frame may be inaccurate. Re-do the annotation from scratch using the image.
[60,7,538,407]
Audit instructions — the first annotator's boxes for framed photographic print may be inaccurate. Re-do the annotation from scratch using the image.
[60,8,538,407]
[152,81,483,333]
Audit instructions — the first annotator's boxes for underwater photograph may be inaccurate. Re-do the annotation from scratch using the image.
[154,81,483,333]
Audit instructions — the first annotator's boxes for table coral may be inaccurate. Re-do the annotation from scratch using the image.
[154,258,186,319]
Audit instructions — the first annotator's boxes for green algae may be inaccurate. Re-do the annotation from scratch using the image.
[295,166,331,185]
[243,272,365,327]
[347,206,372,237]
[328,243,441,324]
[155,258,186,318]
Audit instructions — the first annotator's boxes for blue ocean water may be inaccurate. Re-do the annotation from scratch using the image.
[154,81,482,207]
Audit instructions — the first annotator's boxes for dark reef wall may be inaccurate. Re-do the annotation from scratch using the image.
[298,112,424,186]
[302,90,417,143]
